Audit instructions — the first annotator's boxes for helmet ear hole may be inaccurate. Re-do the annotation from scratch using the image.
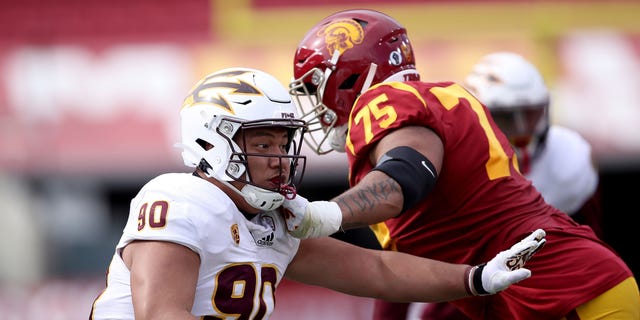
[195,138,209,150]
[339,74,360,90]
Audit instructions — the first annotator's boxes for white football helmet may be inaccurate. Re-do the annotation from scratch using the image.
[177,67,307,211]
[464,52,550,173]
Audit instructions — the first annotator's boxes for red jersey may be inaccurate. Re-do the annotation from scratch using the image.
[345,81,632,319]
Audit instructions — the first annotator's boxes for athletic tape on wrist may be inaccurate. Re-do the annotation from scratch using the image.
[464,266,474,296]
[472,263,489,295]
[291,201,342,239]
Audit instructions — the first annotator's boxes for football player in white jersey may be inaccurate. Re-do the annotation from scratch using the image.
[89,67,545,320]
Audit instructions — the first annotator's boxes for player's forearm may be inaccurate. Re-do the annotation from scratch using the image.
[374,250,470,302]
[332,171,404,229]
[288,237,470,303]
[363,229,546,301]
[281,171,404,239]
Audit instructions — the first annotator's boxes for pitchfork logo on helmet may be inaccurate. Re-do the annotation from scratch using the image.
[320,19,364,56]
[182,70,262,114]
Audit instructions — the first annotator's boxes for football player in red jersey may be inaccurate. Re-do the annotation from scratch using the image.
[283,9,639,320]
[401,51,610,320]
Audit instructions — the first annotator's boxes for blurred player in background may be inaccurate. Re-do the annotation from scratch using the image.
[465,51,603,237]
[89,67,544,319]
[284,9,639,320]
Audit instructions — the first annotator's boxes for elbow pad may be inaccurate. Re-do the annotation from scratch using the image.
[372,146,438,213]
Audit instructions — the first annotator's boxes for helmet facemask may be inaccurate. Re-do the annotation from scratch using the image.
[226,118,306,200]
[290,61,342,155]
[197,116,307,210]
[488,102,549,148]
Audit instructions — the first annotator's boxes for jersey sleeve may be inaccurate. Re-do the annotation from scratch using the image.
[346,81,430,158]
[117,178,205,256]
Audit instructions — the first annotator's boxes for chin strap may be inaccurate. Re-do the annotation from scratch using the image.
[360,63,378,94]
[239,184,285,211]
[317,50,341,102]
[195,156,289,211]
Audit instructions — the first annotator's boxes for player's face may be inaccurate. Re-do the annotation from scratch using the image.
[238,127,292,191]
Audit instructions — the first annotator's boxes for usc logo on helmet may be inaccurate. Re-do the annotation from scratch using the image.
[319,19,364,56]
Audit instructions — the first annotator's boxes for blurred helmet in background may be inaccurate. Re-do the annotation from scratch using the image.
[464,52,550,173]
[465,51,550,148]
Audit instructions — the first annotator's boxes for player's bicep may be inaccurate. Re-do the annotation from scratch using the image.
[369,126,443,213]
[125,240,200,318]
[372,125,443,173]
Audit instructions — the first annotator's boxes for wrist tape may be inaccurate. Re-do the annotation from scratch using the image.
[465,263,490,296]
[290,201,342,239]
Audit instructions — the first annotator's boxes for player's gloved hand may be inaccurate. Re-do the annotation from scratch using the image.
[280,194,342,239]
[466,229,546,296]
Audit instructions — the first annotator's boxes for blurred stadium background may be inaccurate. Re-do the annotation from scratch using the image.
[0,0,638,318]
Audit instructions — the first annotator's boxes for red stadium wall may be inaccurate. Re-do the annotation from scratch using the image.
[0,0,638,175]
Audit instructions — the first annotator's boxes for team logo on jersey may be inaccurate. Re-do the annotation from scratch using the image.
[253,215,276,247]
[230,223,240,245]
[319,19,364,56]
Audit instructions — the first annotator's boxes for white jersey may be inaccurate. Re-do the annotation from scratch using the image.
[527,126,598,215]
[90,173,300,319]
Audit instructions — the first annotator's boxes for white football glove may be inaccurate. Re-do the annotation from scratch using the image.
[467,229,546,296]
[280,194,342,239]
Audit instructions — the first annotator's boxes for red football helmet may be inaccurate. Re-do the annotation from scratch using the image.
[289,9,419,154]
